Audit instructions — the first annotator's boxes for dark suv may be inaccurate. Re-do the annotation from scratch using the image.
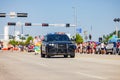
[41,33,76,58]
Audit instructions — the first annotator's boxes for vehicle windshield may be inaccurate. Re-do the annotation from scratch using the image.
[47,34,70,42]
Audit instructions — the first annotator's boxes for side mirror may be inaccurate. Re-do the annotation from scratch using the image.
[71,38,76,41]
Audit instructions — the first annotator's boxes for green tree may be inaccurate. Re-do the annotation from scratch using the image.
[25,36,33,45]
[18,41,25,46]
[9,40,19,46]
[75,34,84,44]
[102,30,120,42]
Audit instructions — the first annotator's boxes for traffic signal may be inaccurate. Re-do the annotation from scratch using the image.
[66,23,70,27]
[114,18,120,22]
[0,13,6,17]
[17,13,27,17]
[42,23,49,26]
[89,34,92,40]
[117,18,120,22]
[8,22,16,26]
[99,37,102,42]
[114,18,117,22]
[25,23,31,26]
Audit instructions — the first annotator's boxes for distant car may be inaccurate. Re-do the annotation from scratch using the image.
[41,33,76,58]
[106,42,116,54]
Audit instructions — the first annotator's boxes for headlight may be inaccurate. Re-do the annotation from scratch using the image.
[69,44,76,49]
[49,43,55,46]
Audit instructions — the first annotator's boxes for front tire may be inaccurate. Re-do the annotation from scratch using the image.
[64,55,68,58]
[41,53,45,58]
[41,47,45,58]
[46,54,51,58]
[70,53,75,58]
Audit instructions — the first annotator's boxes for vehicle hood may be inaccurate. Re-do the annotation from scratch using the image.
[106,44,114,49]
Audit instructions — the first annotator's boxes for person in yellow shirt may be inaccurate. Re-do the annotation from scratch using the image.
[33,36,42,55]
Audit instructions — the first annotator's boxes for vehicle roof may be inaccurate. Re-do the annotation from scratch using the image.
[47,33,67,36]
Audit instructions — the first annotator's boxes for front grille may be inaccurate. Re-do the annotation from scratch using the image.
[58,44,67,49]
[48,43,68,53]
[57,44,67,53]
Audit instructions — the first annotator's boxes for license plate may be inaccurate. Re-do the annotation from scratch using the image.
[107,50,112,52]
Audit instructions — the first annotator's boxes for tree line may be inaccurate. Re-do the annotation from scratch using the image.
[102,30,120,42]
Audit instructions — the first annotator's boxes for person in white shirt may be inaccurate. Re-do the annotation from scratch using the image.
[100,42,106,54]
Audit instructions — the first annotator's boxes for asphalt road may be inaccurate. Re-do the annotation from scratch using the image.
[0,51,120,80]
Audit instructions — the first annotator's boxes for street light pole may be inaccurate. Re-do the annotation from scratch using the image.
[21,24,24,42]
[14,26,16,39]
[116,25,118,37]
[72,7,77,37]
[16,22,24,41]
[21,24,23,35]
[114,18,120,37]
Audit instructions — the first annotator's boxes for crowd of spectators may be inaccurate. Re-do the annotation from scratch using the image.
[75,41,98,54]
[0,41,3,50]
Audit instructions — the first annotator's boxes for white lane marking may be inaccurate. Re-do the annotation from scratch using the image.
[76,72,108,80]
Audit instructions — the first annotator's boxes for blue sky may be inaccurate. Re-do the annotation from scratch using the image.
[0,0,120,41]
